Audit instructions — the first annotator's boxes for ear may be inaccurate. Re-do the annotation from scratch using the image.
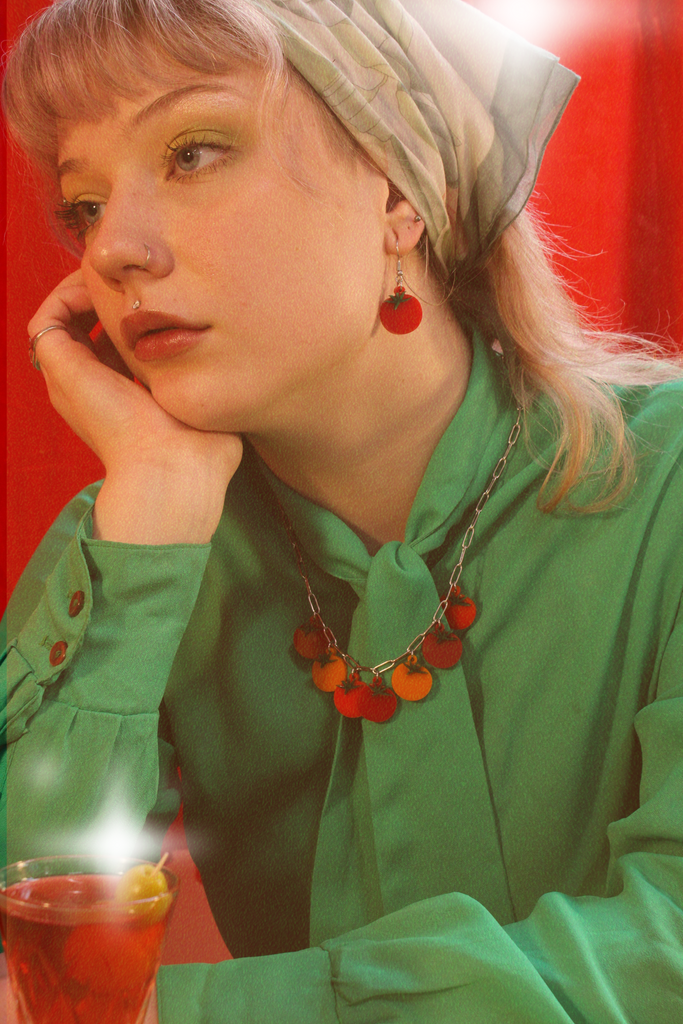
[384,198,426,256]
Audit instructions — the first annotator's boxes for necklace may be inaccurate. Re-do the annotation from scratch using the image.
[282,408,522,723]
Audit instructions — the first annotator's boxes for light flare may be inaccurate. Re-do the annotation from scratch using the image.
[473,0,611,45]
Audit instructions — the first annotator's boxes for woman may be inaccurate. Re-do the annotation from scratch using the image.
[2,0,683,1021]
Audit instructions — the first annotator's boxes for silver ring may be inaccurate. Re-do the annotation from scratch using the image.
[29,324,64,370]
[130,244,151,271]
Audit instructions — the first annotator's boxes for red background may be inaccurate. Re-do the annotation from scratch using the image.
[5,0,683,600]
[3,0,683,963]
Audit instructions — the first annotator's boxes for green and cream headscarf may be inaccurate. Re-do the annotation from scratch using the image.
[255,0,579,274]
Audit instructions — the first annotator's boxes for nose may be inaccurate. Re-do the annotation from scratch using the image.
[84,192,174,291]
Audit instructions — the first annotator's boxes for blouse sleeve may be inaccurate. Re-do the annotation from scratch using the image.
[0,484,211,866]
[156,594,683,1024]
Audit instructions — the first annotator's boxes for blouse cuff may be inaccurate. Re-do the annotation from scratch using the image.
[156,948,339,1024]
[8,506,212,725]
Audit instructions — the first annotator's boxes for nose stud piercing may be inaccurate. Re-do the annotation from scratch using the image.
[132,300,141,310]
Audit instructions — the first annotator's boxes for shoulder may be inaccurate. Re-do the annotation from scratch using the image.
[620,379,683,503]
[621,377,683,450]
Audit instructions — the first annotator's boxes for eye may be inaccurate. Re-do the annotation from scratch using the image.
[55,199,105,239]
[174,145,216,173]
[165,134,232,180]
[80,201,104,226]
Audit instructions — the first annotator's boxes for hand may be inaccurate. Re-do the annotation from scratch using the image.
[28,271,243,543]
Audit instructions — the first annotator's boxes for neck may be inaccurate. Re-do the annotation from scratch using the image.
[249,301,473,554]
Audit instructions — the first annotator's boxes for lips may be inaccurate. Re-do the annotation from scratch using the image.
[121,311,211,353]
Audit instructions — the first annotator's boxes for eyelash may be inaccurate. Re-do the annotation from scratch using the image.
[55,200,97,241]
[55,134,232,239]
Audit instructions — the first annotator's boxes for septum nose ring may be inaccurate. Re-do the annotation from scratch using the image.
[132,244,151,309]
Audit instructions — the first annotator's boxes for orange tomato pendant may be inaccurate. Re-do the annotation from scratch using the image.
[391,655,433,701]
[379,287,423,335]
[312,648,348,692]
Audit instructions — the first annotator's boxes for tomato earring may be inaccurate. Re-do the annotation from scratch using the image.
[380,240,423,335]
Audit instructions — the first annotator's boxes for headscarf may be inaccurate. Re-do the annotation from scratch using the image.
[254,0,579,274]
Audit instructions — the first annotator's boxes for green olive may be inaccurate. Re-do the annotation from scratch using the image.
[114,864,171,923]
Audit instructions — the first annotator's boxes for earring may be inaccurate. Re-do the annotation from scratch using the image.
[379,242,423,335]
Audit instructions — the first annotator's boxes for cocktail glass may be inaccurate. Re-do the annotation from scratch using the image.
[0,855,179,1024]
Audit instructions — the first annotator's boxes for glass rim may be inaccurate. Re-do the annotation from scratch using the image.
[0,854,179,916]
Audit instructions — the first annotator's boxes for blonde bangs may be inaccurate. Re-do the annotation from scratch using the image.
[2,0,285,176]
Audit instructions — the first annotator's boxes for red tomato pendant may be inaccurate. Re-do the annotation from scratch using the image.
[442,588,477,631]
[293,614,329,659]
[358,676,398,722]
[379,287,423,335]
[333,671,366,718]
[422,623,463,669]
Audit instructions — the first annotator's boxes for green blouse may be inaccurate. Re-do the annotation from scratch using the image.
[2,339,683,1023]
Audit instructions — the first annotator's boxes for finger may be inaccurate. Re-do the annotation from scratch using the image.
[31,324,78,372]
[28,270,97,347]
[34,328,146,458]
[91,329,136,379]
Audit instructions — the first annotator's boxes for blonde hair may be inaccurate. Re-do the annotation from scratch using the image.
[453,210,682,512]
[3,0,681,513]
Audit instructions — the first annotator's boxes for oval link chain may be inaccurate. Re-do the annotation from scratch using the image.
[279,407,522,678]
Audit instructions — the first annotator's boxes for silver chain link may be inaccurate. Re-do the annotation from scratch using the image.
[279,407,522,678]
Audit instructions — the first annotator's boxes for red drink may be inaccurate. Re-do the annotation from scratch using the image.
[0,858,178,1024]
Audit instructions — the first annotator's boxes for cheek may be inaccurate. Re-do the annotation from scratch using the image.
[184,191,384,357]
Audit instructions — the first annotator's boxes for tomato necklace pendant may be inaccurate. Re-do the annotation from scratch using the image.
[357,676,398,723]
[443,586,477,630]
[391,655,432,701]
[333,671,365,718]
[312,647,347,692]
[293,614,328,659]
[293,585,477,723]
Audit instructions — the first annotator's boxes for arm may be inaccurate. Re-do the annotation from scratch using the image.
[2,268,241,861]
[0,493,212,865]
[155,601,683,1024]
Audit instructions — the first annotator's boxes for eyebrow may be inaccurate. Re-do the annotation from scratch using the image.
[57,83,245,181]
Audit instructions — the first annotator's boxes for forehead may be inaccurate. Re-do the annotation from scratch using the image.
[57,59,278,154]
[56,61,353,186]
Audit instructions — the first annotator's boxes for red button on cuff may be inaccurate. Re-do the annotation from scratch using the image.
[49,641,68,666]
[69,590,85,617]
